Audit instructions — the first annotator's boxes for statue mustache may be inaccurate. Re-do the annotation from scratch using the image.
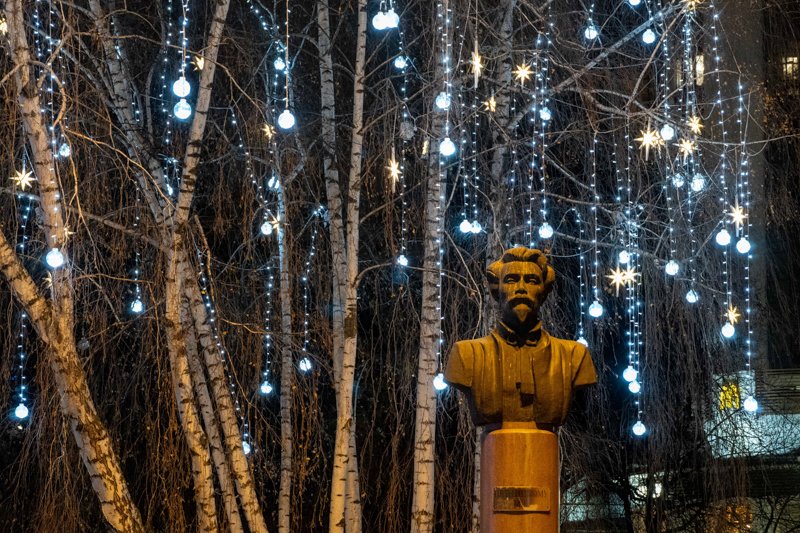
[508,296,537,308]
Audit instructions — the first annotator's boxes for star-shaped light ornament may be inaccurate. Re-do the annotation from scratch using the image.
[262,123,275,140]
[725,305,741,325]
[0,17,7,35]
[677,139,696,162]
[387,158,401,192]
[729,204,747,230]
[607,266,638,295]
[470,47,483,89]
[484,95,497,113]
[635,128,664,160]
[62,225,76,242]
[684,0,702,11]
[514,63,533,84]
[192,55,205,71]
[10,169,36,191]
[688,116,703,135]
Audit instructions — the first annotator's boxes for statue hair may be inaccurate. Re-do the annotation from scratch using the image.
[486,247,556,302]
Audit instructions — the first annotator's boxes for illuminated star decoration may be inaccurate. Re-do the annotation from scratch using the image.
[470,47,483,89]
[684,0,701,11]
[725,305,740,325]
[386,158,401,192]
[635,128,664,160]
[262,123,275,140]
[514,63,532,84]
[688,115,703,135]
[484,95,497,113]
[0,17,7,35]
[607,266,638,295]
[10,169,36,191]
[677,139,696,162]
[192,55,205,71]
[729,204,747,230]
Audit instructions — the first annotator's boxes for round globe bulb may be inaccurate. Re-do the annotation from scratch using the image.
[260,220,273,236]
[628,380,641,394]
[672,173,685,188]
[577,336,589,346]
[659,123,675,141]
[470,220,483,234]
[433,372,448,391]
[715,228,732,246]
[45,248,65,269]
[665,259,679,276]
[298,357,312,372]
[394,56,408,70]
[260,380,273,395]
[538,222,554,239]
[277,109,296,130]
[372,11,387,31]
[623,365,638,382]
[743,395,758,413]
[58,143,71,158]
[14,403,29,420]
[721,322,735,338]
[172,76,191,98]
[130,299,144,314]
[685,289,699,303]
[385,8,399,28]
[632,420,647,436]
[618,250,631,265]
[397,254,409,267]
[274,57,287,71]
[459,219,473,234]
[439,137,456,157]
[242,441,252,455]
[736,237,751,254]
[539,107,552,121]
[434,91,451,111]
[628,0,642,6]
[642,28,657,45]
[588,300,604,318]
[691,174,706,192]
[174,98,192,120]
[584,25,599,40]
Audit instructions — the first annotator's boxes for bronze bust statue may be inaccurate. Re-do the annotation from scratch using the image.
[444,247,597,428]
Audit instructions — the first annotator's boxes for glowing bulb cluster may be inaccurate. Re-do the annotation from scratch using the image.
[458,219,483,234]
[372,8,399,30]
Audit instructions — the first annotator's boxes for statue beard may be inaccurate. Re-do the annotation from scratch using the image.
[503,297,540,331]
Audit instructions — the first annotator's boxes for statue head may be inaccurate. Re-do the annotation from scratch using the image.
[487,247,556,330]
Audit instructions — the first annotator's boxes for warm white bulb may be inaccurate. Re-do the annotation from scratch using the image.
[671,174,685,188]
[274,57,287,71]
[384,8,399,28]
[691,174,706,192]
[665,259,679,276]
[736,237,751,254]
[584,25,599,40]
[14,403,29,419]
[628,380,641,394]
[434,91,451,111]
[174,98,192,120]
[45,248,65,268]
[459,219,473,234]
[642,28,657,45]
[58,143,72,158]
[743,395,758,413]
[433,372,448,391]
[538,222,554,239]
[130,299,144,314]
[659,123,675,141]
[394,56,409,69]
[632,420,647,436]
[685,289,699,303]
[172,76,191,98]
[623,365,638,383]
[470,220,483,234]
[588,300,604,318]
[618,250,631,265]
[397,254,409,267]
[371,11,388,30]
[439,137,456,157]
[260,220,273,236]
[277,109,296,130]
[260,380,273,395]
[577,336,588,346]
[715,228,732,246]
[721,322,735,338]
[242,441,252,455]
[298,357,312,372]
[539,107,552,121]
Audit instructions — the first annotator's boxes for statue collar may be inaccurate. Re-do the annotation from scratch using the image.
[494,321,544,347]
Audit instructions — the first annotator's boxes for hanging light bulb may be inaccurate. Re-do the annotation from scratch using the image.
[588,300,604,318]
[583,24,599,40]
[539,107,552,121]
[685,289,699,303]
[538,222,554,239]
[691,174,706,192]
[260,220,274,236]
[665,259,679,276]
[14,403,29,420]
[439,137,456,157]
[172,76,191,98]
[242,441,252,455]
[384,8,399,28]
[298,357,312,372]
[45,248,65,269]
[671,173,685,188]
[277,109,296,130]
[130,298,144,314]
[58,143,71,158]
[632,420,647,436]
[434,91,452,111]
[743,395,758,413]
[659,124,675,141]
[433,372,448,391]
[274,57,287,72]
[173,98,192,120]
[618,250,631,265]
[459,219,473,234]
[268,174,280,190]
[394,55,409,69]
[470,220,483,234]
[715,228,732,246]
[260,380,273,395]
[736,237,751,254]
[371,11,388,31]
[721,322,735,338]
[641,28,657,45]
[628,380,641,394]
[397,254,409,267]
[577,336,588,346]
[628,0,642,6]
[623,365,638,382]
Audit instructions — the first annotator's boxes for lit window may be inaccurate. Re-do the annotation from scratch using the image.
[783,56,799,79]
[719,382,740,410]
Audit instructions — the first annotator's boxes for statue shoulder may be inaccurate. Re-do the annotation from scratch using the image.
[453,335,495,355]
[545,333,590,356]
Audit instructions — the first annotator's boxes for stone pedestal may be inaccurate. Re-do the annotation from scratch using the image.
[480,423,559,533]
